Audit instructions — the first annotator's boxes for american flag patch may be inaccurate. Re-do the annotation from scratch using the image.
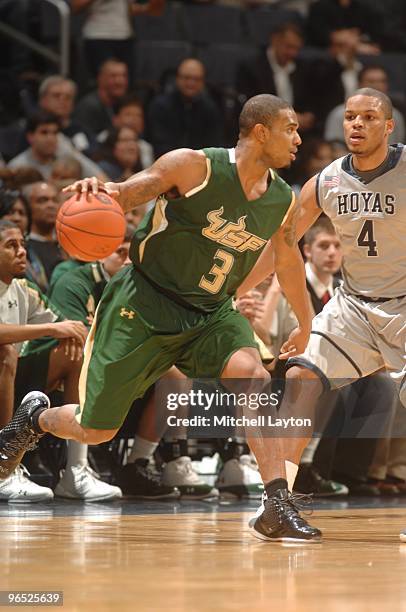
[324,175,340,188]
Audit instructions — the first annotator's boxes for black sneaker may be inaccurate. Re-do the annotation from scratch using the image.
[0,392,50,480]
[115,459,180,500]
[249,487,322,543]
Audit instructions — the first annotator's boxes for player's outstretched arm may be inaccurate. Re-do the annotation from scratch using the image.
[271,195,312,359]
[62,149,208,213]
[296,175,322,239]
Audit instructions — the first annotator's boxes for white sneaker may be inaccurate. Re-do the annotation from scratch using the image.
[248,491,267,529]
[216,455,264,499]
[162,457,219,500]
[0,465,54,503]
[54,464,122,502]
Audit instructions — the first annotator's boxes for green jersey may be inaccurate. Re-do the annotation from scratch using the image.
[49,261,108,327]
[130,147,294,313]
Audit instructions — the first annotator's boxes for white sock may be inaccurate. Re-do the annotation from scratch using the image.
[66,440,88,469]
[285,460,299,492]
[300,438,320,464]
[127,435,159,463]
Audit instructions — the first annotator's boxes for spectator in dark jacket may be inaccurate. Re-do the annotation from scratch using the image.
[147,59,223,157]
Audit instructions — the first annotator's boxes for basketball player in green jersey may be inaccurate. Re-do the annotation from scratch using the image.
[0,94,321,542]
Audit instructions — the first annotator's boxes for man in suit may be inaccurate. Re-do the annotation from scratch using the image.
[236,22,316,134]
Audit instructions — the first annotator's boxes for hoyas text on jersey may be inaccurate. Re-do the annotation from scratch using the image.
[337,192,395,216]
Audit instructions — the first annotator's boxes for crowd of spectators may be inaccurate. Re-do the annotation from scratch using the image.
[0,0,404,503]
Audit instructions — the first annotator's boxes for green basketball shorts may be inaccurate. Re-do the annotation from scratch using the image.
[76,265,259,429]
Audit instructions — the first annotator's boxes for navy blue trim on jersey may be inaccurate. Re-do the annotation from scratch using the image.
[341,144,404,185]
[311,331,363,377]
[315,173,322,208]
[286,357,331,392]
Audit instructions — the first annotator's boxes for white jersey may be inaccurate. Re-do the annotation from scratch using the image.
[317,144,406,299]
[0,278,59,355]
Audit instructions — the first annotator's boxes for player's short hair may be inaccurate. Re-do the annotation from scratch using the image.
[304,216,337,246]
[39,75,77,99]
[0,219,19,240]
[239,94,292,136]
[347,87,393,119]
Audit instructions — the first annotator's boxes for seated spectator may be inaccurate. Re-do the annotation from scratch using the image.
[324,65,406,145]
[108,95,154,169]
[50,156,82,193]
[22,181,63,293]
[95,126,143,181]
[311,28,366,121]
[236,22,316,134]
[0,219,83,501]
[306,0,383,53]
[125,203,148,228]
[39,75,97,155]
[8,111,105,181]
[0,218,122,502]
[74,59,129,138]
[0,188,30,235]
[0,167,44,190]
[0,187,48,289]
[147,58,223,156]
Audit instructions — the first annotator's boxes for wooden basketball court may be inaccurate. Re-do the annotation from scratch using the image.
[2,502,406,611]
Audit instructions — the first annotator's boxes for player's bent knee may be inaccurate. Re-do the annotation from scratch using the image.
[0,344,18,376]
[78,427,118,445]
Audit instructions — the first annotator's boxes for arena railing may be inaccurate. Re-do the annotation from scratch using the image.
[0,0,70,76]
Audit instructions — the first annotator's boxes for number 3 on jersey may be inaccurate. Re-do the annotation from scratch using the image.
[357,219,378,256]
[199,249,234,294]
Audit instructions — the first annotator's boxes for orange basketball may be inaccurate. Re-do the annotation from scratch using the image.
[56,192,126,262]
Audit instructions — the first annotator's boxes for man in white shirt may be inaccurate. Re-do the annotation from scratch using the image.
[8,111,105,181]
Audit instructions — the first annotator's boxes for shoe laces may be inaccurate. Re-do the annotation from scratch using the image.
[288,492,314,516]
[271,490,314,520]
[2,429,39,457]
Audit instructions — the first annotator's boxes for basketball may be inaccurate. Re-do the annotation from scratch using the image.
[56,191,126,261]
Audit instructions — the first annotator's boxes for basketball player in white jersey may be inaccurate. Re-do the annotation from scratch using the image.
[249,87,406,543]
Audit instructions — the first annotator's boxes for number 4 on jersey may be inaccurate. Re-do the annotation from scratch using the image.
[357,219,378,256]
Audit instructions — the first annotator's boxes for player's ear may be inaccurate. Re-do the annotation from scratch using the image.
[303,243,311,260]
[386,118,395,136]
[253,123,268,143]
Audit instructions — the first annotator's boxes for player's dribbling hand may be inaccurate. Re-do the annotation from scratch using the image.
[62,177,120,199]
[279,326,310,360]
